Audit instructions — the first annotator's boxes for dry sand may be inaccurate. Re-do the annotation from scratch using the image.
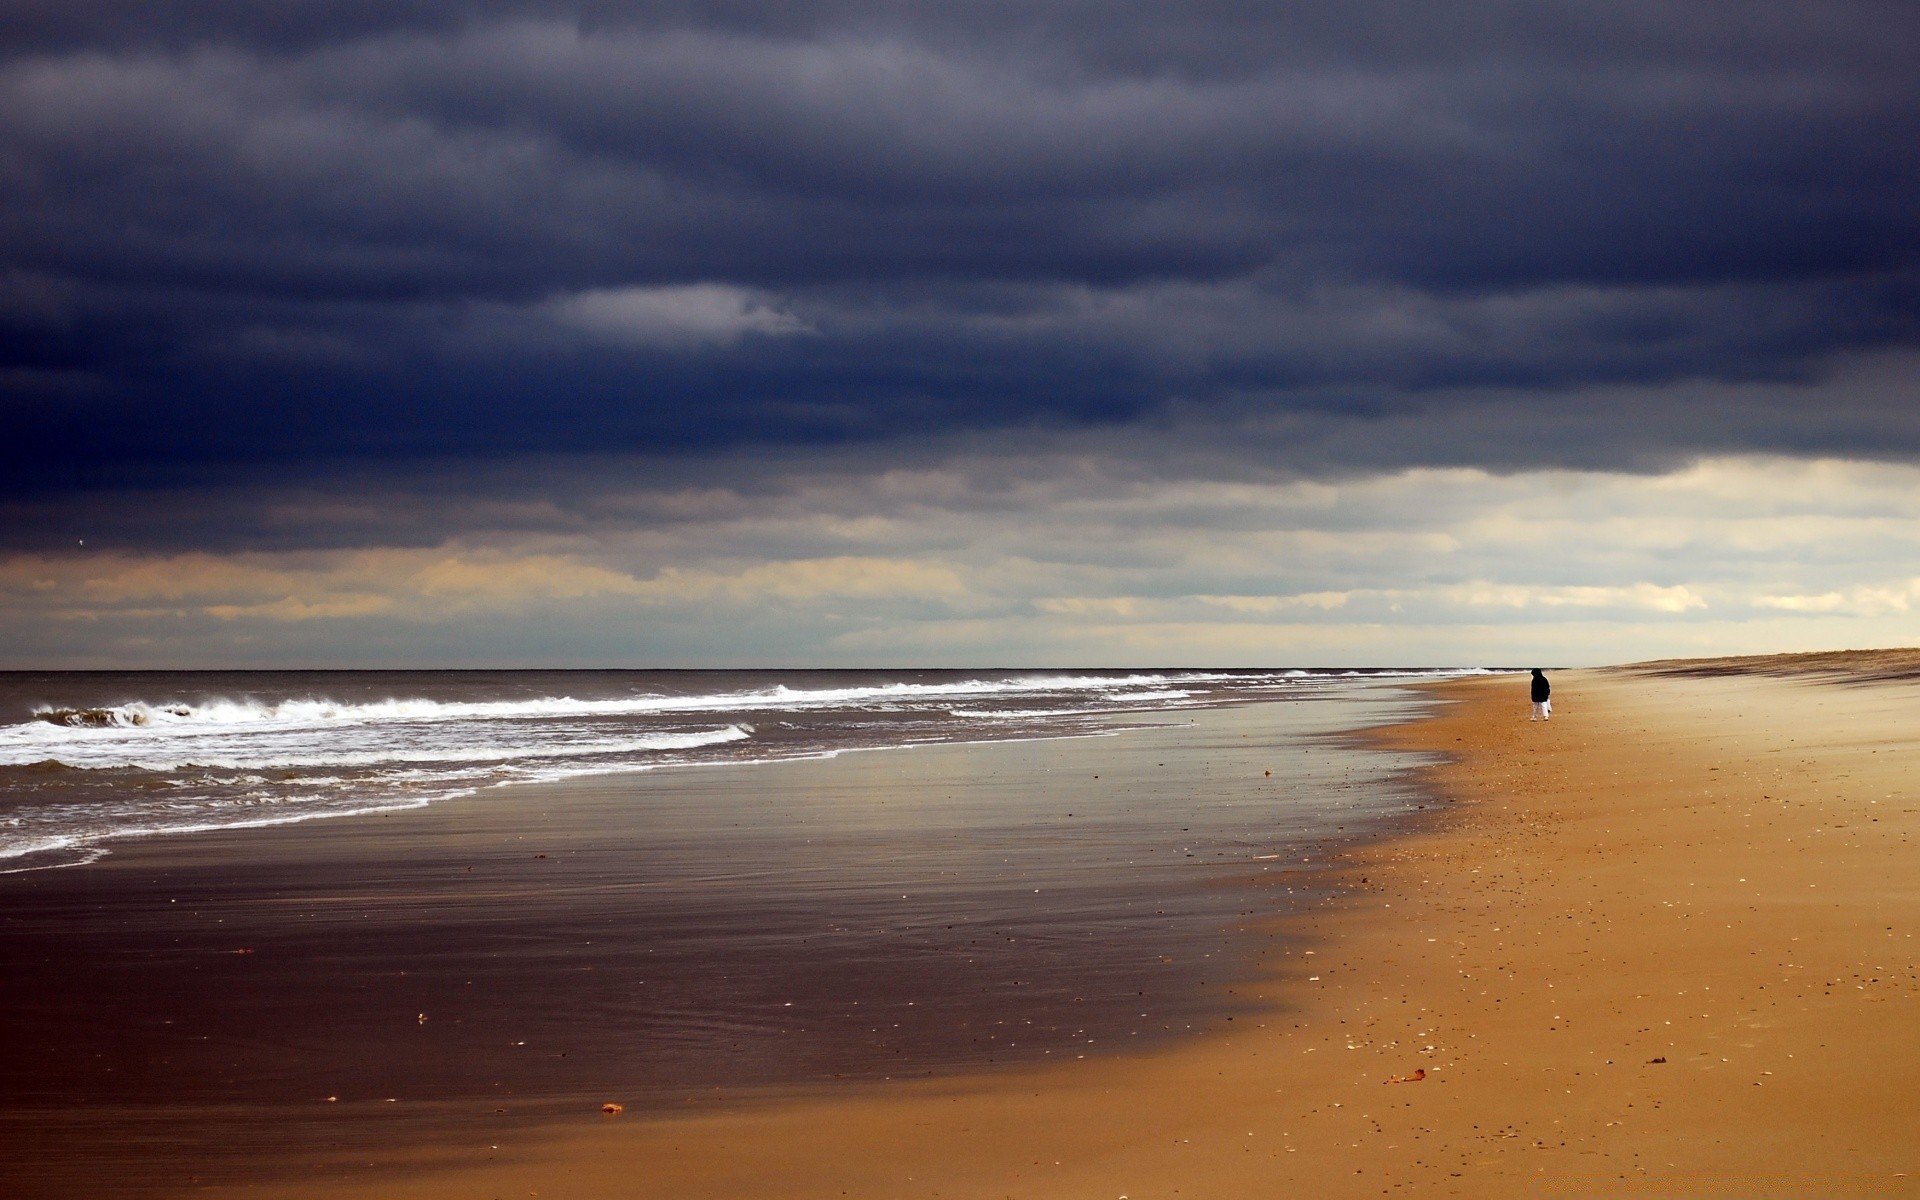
[188,666,1920,1199]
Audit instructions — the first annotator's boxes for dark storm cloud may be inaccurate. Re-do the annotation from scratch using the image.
[2,0,1917,494]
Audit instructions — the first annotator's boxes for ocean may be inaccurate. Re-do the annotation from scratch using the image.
[0,668,1485,874]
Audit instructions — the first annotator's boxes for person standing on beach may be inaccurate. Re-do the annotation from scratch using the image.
[1530,669,1552,721]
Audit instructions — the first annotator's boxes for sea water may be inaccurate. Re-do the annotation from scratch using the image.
[0,668,1486,873]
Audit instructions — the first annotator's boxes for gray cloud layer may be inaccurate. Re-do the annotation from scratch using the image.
[3,1,1917,498]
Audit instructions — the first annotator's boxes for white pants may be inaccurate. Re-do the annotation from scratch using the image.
[1531,699,1551,721]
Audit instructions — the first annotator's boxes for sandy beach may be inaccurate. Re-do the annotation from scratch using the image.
[10,661,1920,1198]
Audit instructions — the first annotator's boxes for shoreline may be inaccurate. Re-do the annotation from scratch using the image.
[0,670,1458,878]
[158,663,1920,1199]
[1,690,1438,1198]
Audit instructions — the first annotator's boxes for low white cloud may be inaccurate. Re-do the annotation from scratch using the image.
[1195,592,1351,613]
[1753,592,1849,613]
[1445,582,1708,613]
[549,284,813,346]
[634,557,973,603]
[205,594,395,621]
[1032,596,1151,618]
[1753,579,1920,617]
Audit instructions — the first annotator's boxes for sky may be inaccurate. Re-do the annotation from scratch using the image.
[2,1,1918,668]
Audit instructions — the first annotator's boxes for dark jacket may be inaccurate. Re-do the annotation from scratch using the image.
[1530,671,1551,702]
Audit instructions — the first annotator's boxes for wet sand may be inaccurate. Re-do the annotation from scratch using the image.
[138,663,1920,1200]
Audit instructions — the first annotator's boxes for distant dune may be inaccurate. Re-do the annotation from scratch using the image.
[1622,646,1920,679]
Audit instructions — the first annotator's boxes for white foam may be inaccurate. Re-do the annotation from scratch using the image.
[12,725,750,772]
[948,706,1108,719]
[20,674,1182,737]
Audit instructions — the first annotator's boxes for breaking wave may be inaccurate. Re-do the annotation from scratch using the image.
[0,667,1503,871]
[29,674,1189,733]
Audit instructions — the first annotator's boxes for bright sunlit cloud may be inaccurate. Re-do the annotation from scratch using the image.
[549,284,814,346]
